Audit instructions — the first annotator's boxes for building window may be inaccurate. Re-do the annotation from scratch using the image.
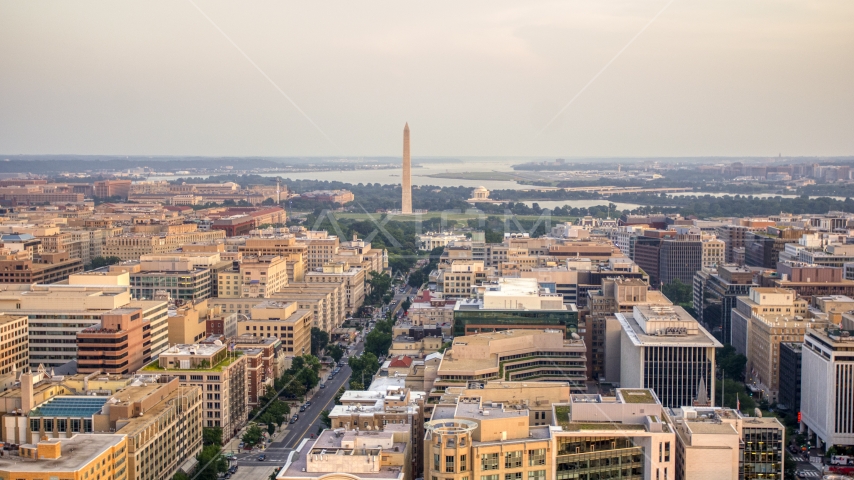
[434,454,440,471]
[481,453,499,471]
[665,442,670,462]
[460,454,467,472]
[445,456,455,473]
[528,471,545,480]
[528,449,545,466]
[505,474,522,480]
[505,451,523,469]
[481,476,499,480]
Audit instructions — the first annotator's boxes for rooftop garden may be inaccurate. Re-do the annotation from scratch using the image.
[142,351,244,372]
[620,390,656,404]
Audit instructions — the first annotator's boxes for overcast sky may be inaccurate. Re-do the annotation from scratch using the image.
[1,0,852,158]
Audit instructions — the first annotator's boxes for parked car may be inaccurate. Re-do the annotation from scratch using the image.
[305,401,312,406]
[299,405,306,412]
[320,383,327,389]
[290,415,299,424]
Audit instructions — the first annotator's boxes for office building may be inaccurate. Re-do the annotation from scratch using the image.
[667,406,785,480]
[801,325,854,451]
[0,314,28,390]
[241,301,313,356]
[278,427,411,480]
[634,229,703,287]
[424,395,551,480]
[143,343,248,440]
[306,261,365,316]
[0,281,168,368]
[778,342,802,412]
[731,287,808,357]
[0,248,83,284]
[586,277,671,380]
[552,389,676,480]
[433,329,587,395]
[76,307,150,374]
[617,305,721,408]
[0,435,128,480]
[692,264,757,344]
[453,278,578,338]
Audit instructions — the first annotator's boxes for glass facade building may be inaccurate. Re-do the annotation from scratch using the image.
[130,269,211,301]
[453,309,579,338]
[741,425,784,479]
[556,437,644,480]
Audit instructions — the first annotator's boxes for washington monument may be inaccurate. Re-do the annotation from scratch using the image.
[401,122,412,214]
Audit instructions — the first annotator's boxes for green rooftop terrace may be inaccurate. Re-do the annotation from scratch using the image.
[619,390,656,404]
[142,351,244,372]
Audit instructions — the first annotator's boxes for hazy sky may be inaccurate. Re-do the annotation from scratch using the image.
[1,0,852,158]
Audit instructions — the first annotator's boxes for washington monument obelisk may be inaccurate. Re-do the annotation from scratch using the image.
[401,122,412,214]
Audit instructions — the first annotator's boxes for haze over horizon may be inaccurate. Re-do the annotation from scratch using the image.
[1,0,852,158]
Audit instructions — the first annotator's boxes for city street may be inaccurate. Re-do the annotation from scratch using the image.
[232,324,369,468]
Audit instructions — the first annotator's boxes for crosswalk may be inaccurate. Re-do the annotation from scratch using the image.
[809,456,824,464]
[789,455,806,462]
[796,470,820,478]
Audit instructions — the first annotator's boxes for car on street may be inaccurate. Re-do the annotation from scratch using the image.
[258,454,266,461]
[229,466,238,474]
[290,414,299,424]
[320,383,326,389]
[299,405,306,412]
[305,401,312,406]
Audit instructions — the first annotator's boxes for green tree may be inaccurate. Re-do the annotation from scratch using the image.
[173,472,190,480]
[202,426,223,447]
[241,423,264,446]
[195,445,227,480]
[266,422,276,436]
[661,279,693,307]
[327,344,344,363]
[310,328,329,356]
[366,271,392,305]
[364,328,392,358]
[717,344,747,381]
[401,298,412,313]
[86,255,122,270]
[320,410,331,428]
[407,270,426,289]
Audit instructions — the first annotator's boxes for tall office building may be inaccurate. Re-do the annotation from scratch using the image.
[617,305,721,408]
[402,122,412,214]
[801,325,854,451]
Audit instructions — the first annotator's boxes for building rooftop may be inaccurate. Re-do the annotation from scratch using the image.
[0,435,126,473]
[29,396,108,418]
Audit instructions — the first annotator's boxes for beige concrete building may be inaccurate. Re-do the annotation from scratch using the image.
[432,329,587,400]
[143,343,248,439]
[295,231,340,270]
[102,231,226,260]
[2,372,202,480]
[550,389,676,480]
[278,427,411,480]
[0,314,28,390]
[733,288,828,403]
[0,434,128,480]
[218,255,289,299]
[240,301,313,356]
[666,406,785,480]
[0,283,168,368]
[306,261,365,316]
[238,236,307,282]
[702,236,726,267]
[168,299,216,345]
[731,287,809,357]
